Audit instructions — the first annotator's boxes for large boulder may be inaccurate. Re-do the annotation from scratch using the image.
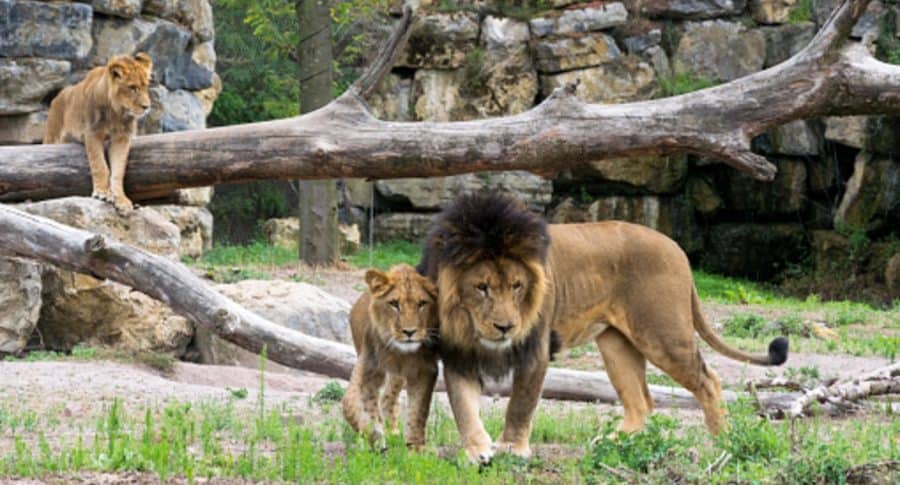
[369,74,413,121]
[16,197,193,355]
[194,280,351,367]
[533,33,621,73]
[636,0,746,20]
[824,116,900,153]
[87,0,143,18]
[91,15,214,91]
[760,22,815,67]
[761,120,820,156]
[261,217,360,254]
[143,0,214,42]
[0,58,70,115]
[398,12,479,69]
[834,153,900,231]
[139,85,206,134]
[0,258,42,355]
[539,56,658,103]
[587,195,702,253]
[376,171,552,212]
[750,0,797,24]
[673,20,766,82]
[373,213,435,243]
[704,223,807,280]
[0,1,93,60]
[529,3,628,37]
[0,110,46,144]
[687,176,724,215]
[151,205,213,259]
[723,159,807,214]
[563,155,689,194]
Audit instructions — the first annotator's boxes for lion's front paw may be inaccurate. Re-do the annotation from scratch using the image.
[369,426,387,452]
[113,196,134,213]
[494,440,532,459]
[91,190,113,203]
[465,443,494,465]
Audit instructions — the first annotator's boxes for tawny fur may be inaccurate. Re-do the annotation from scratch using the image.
[43,53,153,213]
[342,264,440,450]
[421,193,788,464]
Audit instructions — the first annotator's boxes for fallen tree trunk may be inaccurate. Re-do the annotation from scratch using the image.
[0,203,798,408]
[1,0,896,202]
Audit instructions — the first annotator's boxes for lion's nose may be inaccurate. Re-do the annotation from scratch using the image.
[401,329,416,338]
[493,323,513,335]
[141,103,150,110]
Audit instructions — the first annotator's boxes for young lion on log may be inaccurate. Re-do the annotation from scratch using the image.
[43,53,153,213]
[342,264,440,450]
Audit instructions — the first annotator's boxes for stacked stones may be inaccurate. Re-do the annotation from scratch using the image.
[0,0,220,355]
[353,0,898,296]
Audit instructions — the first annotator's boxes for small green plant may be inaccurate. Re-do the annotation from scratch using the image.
[788,0,813,24]
[349,240,422,270]
[578,185,594,204]
[313,381,346,403]
[135,351,176,374]
[459,47,489,98]
[227,387,249,399]
[70,344,97,359]
[657,73,717,97]
[724,313,769,338]
[716,399,788,464]
[784,365,821,388]
[773,314,808,336]
[587,414,684,473]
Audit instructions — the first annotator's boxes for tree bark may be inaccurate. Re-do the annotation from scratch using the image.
[297,0,339,265]
[1,0,897,203]
[0,202,799,409]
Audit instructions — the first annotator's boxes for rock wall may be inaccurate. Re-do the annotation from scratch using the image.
[348,0,899,299]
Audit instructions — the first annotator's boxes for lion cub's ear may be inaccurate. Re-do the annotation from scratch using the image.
[364,269,391,295]
[108,59,126,80]
[133,52,153,70]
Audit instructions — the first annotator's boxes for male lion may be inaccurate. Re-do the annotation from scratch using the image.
[44,53,153,213]
[418,193,788,464]
[342,264,440,450]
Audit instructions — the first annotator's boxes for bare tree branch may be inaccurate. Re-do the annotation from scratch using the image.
[0,0,896,203]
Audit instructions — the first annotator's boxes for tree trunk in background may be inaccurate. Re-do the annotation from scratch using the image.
[296,0,339,265]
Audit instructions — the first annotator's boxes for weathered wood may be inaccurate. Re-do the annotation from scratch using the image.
[0,0,896,203]
[786,363,900,417]
[0,202,798,409]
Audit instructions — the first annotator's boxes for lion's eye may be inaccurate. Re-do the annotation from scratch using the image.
[417,300,428,310]
[130,86,138,93]
[512,281,523,292]
[388,300,400,311]
[476,283,488,296]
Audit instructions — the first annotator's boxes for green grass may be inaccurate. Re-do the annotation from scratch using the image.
[3,346,176,373]
[657,73,717,97]
[195,241,298,267]
[788,0,813,24]
[348,240,422,270]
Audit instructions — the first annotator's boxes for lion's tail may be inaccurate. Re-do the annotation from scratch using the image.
[691,287,788,366]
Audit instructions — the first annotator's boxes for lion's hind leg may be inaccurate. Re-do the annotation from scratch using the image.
[596,327,653,434]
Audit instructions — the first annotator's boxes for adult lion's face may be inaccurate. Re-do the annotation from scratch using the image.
[365,265,438,353]
[438,257,547,351]
[108,53,152,118]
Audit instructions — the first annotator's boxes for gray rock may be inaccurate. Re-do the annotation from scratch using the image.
[687,176,723,214]
[262,217,300,249]
[704,223,807,280]
[192,72,221,117]
[529,3,628,37]
[139,85,206,134]
[824,116,900,153]
[480,16,529,51]
[540,56,658,103]
[760,22,816,67]
[566,155,688,193]
[766,120,820,156]
[0,258,42,355]
[142,0,214,41]
[673,20,766,82]
[377,171,552,212]
[398,12,479,69]
[0,110,46,144]
[623,28,662,54]
[374,212,435,243]
[751,0,797,24]
[91,15,213,91]
[547,197,590,224]
[834,152,900,231]
[588,195,702,253]
[0,58,70,115]
[342,178,374,208]
[16,197,192,355]
[84,0,143,18]
[642,46,672,79]
[0,1,92,60]
[369,74,413,121]
[171,187,214,206]
[725,159,807,214]
[638,0,747,20]
[151,205,213,259]
[534,33,621,73]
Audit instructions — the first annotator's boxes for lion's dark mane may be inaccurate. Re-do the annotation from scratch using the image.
[417,192,555,378]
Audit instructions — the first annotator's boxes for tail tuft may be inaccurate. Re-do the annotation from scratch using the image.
[767,337,789,365]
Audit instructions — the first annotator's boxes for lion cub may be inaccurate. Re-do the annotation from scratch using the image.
[342,264,439,450]
[44,53,153,213]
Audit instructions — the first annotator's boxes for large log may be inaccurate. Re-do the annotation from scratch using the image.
[1,0,897,202]
[0,203,798,408]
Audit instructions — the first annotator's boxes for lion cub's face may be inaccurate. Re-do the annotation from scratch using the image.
[108,53,152,118]
[366,264,438,354]
[453,258,534,351]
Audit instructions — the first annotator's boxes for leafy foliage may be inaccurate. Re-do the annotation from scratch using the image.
[587,415,684,473]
